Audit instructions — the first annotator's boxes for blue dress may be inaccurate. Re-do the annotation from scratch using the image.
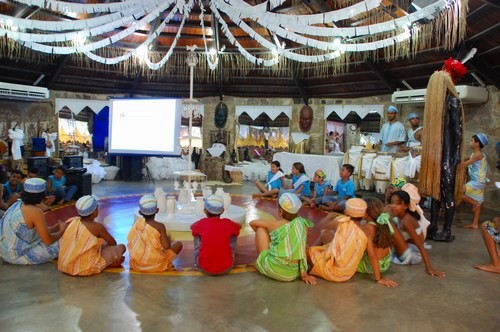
[0,201,59,264]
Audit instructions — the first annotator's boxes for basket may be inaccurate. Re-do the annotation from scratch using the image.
[230,170,243,184]
[92,173,103,184]
[103,166,120,180]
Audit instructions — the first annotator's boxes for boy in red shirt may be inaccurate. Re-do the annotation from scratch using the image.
[191,195,241,275]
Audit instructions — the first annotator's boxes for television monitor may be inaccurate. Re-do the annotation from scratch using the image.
[108,98,182,156]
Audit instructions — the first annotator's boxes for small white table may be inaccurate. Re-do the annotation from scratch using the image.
[137,204,247,232]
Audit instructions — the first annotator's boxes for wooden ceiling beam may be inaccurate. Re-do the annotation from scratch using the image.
[46,55,69,89]
[481,0,500,9]
[466,22,500,43]
[364,59,398,91]
[467,57,500,88]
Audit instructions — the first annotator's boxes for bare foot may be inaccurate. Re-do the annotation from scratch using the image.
[474,263,500,274]
[464,224,479,229]
[109,256,125,268]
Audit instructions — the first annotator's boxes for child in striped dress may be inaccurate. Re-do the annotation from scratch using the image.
[128,195,183,272]
[58,196,126,276]
[463,133,489,229]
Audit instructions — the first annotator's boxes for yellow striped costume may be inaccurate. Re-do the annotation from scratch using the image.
[309,220,368,282]
[58,217,107,276]
[128,217,176,272]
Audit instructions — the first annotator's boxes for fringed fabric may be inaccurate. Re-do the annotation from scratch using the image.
[419,70,465,202]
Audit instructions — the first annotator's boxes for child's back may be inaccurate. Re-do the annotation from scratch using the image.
[128,194,181,272]
[58,217,107,276]
[191,216,241,274]
[58,196,125,276]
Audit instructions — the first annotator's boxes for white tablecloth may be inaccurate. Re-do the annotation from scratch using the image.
[273,152,343,185]
[224,161,270,182]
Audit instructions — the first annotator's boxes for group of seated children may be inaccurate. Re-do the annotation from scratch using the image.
[249,189,446,286]
[0,165,78,217]
[2,175,497,281]
[253,161,356,213]
[59,193,241,276]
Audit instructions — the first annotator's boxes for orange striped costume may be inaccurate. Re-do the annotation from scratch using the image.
[308,220,368,282]
[58,217,107,276]
[127,217,177,272]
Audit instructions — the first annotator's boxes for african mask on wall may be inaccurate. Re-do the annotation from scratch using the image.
[299,105,313,132]
[214,102,228,129]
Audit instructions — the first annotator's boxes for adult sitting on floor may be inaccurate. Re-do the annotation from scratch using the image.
[0,178,66,264]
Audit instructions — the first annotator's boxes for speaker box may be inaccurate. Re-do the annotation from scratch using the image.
[66,173,92,200]
[27,157,51,179]
[63,156,83,169]
[120,156,143,181]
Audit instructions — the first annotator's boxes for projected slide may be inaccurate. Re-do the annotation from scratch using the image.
[109,98,182,156]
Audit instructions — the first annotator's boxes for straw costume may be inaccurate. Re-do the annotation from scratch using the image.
[419,56,470,242]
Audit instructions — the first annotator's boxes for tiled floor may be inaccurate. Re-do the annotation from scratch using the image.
[1,179,499,331]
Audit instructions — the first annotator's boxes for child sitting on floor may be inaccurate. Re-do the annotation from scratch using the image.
[58,195,126,276]
[384,176,407,205]
[191,195,241,275]
[302,169,330,208]
[279,162,311,199]
[308,198,397,287]
[253,160,285,198]
[389,190,445,278]
[250,193,316,284]
[320,164,356,212]
[462,133,489,229]
[2,169,23,208]
[474,217,500,274]
[47,165,78,205]
[128,194,183,272]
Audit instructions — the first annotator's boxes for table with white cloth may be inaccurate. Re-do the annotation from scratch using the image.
[224,161,270,182]
[273,152,343,185]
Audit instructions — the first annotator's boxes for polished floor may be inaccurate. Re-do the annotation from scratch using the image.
[1,179,499,332]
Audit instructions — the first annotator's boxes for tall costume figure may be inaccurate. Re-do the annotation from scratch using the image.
[419,57,468,242]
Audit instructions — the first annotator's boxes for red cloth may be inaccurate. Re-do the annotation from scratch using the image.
[191,217,241,274]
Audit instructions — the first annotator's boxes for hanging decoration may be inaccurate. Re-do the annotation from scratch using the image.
[0,0,467,71]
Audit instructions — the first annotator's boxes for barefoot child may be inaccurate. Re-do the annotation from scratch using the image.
[128,194,183,272]
[250,193,316,284]
[309,198,397,287]
[58,195,126,276]
[474,217,500,274]
[389,190,445,277]
[302,169,330,208]
[191,195,241,275]
[47,165,77,205]
[462,133,489,229]
[356,212,398,287]
[279,162,311,199]
[253,161,285,198]
[320,164,356,212]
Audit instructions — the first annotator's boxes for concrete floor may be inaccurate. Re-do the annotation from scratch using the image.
[1,179,499,332]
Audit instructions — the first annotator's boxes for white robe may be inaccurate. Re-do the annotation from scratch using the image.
[8,128,24,160]
[42,132,57,157]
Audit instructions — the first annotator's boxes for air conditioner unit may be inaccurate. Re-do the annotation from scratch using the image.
[391,85,488,104]
[0,82,50,100]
